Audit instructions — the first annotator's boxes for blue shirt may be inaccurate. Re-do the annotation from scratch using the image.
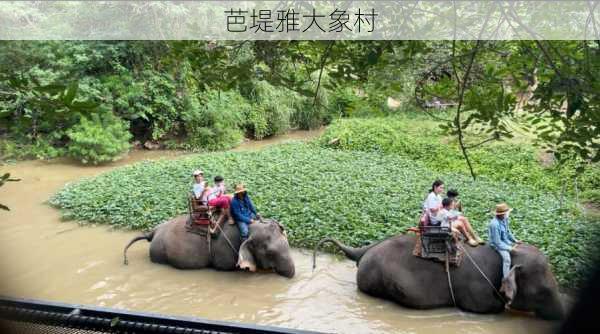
[230,194,257,224]
[488,216,516,251]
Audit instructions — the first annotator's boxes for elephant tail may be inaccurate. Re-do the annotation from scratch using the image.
[312,238,374,270]
[123,230,155,265]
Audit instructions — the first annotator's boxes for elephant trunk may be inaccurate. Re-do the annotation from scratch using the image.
[537,291,565,320]
[313,238,374,270]
[275,255,296,278]
[123,230,155,265]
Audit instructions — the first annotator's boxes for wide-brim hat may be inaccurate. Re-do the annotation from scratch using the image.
[234,183,247,194]
[192,169,204,176]
[493,203,512,215]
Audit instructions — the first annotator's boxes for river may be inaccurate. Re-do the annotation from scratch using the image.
[0,131,557,334]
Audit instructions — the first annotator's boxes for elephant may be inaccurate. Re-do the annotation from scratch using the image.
[123,215,295,278]
[313,234,564,320]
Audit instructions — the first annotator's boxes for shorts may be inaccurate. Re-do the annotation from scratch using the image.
[208,195,231,209]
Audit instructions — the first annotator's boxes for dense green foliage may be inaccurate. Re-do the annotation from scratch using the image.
[1,40,598,173]
[178,90,247,151]
[319,116,600,203]
[50,143,598,287]
[66,112,132,164]
[241,80,298,139]
[0,41,343,162]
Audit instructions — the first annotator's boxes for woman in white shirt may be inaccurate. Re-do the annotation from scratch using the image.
[423,179,445,225]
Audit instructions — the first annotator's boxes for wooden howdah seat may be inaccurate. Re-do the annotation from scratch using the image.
[186,192,220,236]
[420,225,454,258]
[413,212,463,266]
[189,194,212,226]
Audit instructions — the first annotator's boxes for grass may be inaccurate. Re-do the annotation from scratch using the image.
[50,143,598,288]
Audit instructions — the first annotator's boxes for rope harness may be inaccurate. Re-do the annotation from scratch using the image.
[444,244,457,306]
[457,243,508,304]
[213,219,239,258]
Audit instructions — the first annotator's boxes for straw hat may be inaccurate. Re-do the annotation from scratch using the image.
[494,203,512,215]
[192,169,204,176]
[234,183,247,194]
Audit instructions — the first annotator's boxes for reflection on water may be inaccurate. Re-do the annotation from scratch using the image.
[0,130,557,333]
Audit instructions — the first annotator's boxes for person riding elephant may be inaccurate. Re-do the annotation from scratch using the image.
[313,235,564,320]
[206,175,234,227]
[123,215,295,278]
[230,183,259,242]
[425,184,482,246]
[447,195,484,246]
[436,197,459,229]
[488,203,521,280]
[422,180,444,224]
[446,189,463,212]
[191,169,206,200]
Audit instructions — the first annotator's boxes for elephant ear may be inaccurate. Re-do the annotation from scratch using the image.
[500,265,521,304]
[270,219,288,239]
[237,239,256,272]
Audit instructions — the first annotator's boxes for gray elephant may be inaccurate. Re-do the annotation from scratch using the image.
[314,235,564,320]
[124,215,295,278]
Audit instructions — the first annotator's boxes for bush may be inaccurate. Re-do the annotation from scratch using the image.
[241,80,299,139]
[327,86,362,118]
[50,143,597,287]
[66,112,132,164]
[181,90,248,151]
[103,69,182,141]
[0,137,65,161]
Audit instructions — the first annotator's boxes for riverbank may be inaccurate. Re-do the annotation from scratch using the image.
[0,129,325,166]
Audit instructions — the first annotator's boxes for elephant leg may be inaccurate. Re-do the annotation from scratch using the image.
[149,233,168,264]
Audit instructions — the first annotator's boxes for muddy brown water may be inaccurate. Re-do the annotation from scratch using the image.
[0,131,557,333]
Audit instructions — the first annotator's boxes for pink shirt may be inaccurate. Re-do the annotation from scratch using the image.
[207,182,226,201]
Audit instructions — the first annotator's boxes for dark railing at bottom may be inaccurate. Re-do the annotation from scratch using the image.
[0,296,326,334]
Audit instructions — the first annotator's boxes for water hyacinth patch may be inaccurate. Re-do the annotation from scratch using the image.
[50,143,598,287]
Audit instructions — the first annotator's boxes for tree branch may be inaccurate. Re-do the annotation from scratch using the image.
[452,40,482,180]
[313,41,335,107]
[464,134,501,150]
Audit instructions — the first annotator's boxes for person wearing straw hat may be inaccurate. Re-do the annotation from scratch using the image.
[230,183,259,241]
[488,203,521,279]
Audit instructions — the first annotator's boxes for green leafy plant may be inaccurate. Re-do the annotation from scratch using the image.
[66,112,132,164]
